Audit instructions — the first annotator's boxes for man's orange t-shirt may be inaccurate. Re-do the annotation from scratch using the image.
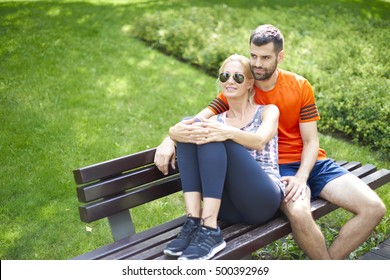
[208,69,327,164]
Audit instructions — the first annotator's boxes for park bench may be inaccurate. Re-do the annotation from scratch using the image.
[72,148,390,260]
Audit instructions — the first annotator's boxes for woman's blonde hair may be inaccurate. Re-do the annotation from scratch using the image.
[217,54,255,104]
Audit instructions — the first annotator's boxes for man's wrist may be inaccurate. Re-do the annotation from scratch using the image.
[295,170,309,181]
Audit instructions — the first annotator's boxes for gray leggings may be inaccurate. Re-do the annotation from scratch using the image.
[177,140,282,225]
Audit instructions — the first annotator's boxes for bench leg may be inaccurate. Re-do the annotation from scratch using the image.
[107,210,136,241]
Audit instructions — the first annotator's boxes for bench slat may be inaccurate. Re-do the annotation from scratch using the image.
[359,251,389,260]
[79,175,182,223]
[340,161,361,171]
[104,228,180,260]
[73,148,157,184]
[335,160,348,166]
[216,216,291,259]
[73,216,186,260]
[351,164,376,178]
[361,169,390,189]
[77,165,179,203]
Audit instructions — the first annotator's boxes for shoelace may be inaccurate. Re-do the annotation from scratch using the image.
[189,227,208,245]
[177,220,195,238]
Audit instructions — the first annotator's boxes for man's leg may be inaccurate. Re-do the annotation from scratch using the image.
[280,187,331,259]
[319,173,386,259]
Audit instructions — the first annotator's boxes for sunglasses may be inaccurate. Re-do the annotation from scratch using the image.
[219,72,245,84]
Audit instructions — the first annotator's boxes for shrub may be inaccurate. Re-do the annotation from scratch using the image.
[132,5,249,75]
[131,2,389,158]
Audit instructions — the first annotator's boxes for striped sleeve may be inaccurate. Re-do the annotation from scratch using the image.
[299,79,320,122]
[207,95,229,115]
[300,103,320,121]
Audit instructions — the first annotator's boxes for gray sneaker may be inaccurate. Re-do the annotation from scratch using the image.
[178,226,226,260]
[163,217,199,256]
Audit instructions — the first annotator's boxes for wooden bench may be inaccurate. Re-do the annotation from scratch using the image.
[72,148,390,260]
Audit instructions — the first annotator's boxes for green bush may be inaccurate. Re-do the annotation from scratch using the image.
[132,5,250,75]
[319,83,389,159]
[131,2,390,158]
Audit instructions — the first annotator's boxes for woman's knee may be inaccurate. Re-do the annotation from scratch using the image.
[223,139,244,152]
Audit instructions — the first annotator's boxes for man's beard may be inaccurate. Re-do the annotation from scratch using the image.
[251,61,278,81]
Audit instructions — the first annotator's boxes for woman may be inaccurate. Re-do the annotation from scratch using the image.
[163,54,284,260]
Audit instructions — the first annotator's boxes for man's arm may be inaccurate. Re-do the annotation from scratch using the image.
[194,105,279,150]
[154,108,215,175]
[282,121,319,203]
[168,108,215,142]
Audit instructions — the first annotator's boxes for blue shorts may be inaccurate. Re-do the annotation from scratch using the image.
[279,159,349,200]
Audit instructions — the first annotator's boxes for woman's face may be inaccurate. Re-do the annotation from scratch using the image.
[219,61,252,100]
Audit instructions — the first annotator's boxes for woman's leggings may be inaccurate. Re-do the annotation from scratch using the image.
[176,140,283,225]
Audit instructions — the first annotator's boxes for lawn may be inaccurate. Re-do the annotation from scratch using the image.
[0,0,388,260]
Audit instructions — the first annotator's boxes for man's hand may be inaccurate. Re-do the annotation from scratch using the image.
[155,118,210,175]
[154,137,176,175]
[281,175,307,203]
[169,118,210,143]
[192,118,231,144]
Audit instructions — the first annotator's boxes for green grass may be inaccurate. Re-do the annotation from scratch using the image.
[0,0,211,259]
[0,0,388,260]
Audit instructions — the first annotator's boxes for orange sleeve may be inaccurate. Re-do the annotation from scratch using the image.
[207,92,229,114]
[299,80,320,122]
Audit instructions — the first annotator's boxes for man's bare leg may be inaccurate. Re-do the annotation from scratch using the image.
[319,174,386,259]
[280,187,330,259]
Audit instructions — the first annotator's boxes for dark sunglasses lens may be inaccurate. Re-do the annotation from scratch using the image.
[219,72,229,83]
[233,74,245,84]
[219,72,245,84]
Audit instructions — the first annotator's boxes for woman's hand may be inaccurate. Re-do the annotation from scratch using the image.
[169,118,209,143]
[154,137,176,175]
[192,118,232,144]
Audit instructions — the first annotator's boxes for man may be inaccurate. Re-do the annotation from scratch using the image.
[154,24,386,259]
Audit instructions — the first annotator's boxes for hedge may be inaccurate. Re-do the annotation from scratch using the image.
[131,2,389,158]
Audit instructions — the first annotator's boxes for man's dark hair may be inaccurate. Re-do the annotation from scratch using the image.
[249,24,284,54]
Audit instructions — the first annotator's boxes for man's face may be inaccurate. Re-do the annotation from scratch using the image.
[249,42,279,81]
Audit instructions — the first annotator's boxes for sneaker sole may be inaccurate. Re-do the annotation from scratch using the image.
[178,241,226,260]
[163,249,183,257]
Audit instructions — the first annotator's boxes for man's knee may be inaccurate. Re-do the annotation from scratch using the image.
[366,196,386,223]
[321,174,386,221]
[280,199,312,223]
[352,182,387,222]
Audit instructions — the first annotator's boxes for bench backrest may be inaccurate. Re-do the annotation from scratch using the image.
[73,148,181,223]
